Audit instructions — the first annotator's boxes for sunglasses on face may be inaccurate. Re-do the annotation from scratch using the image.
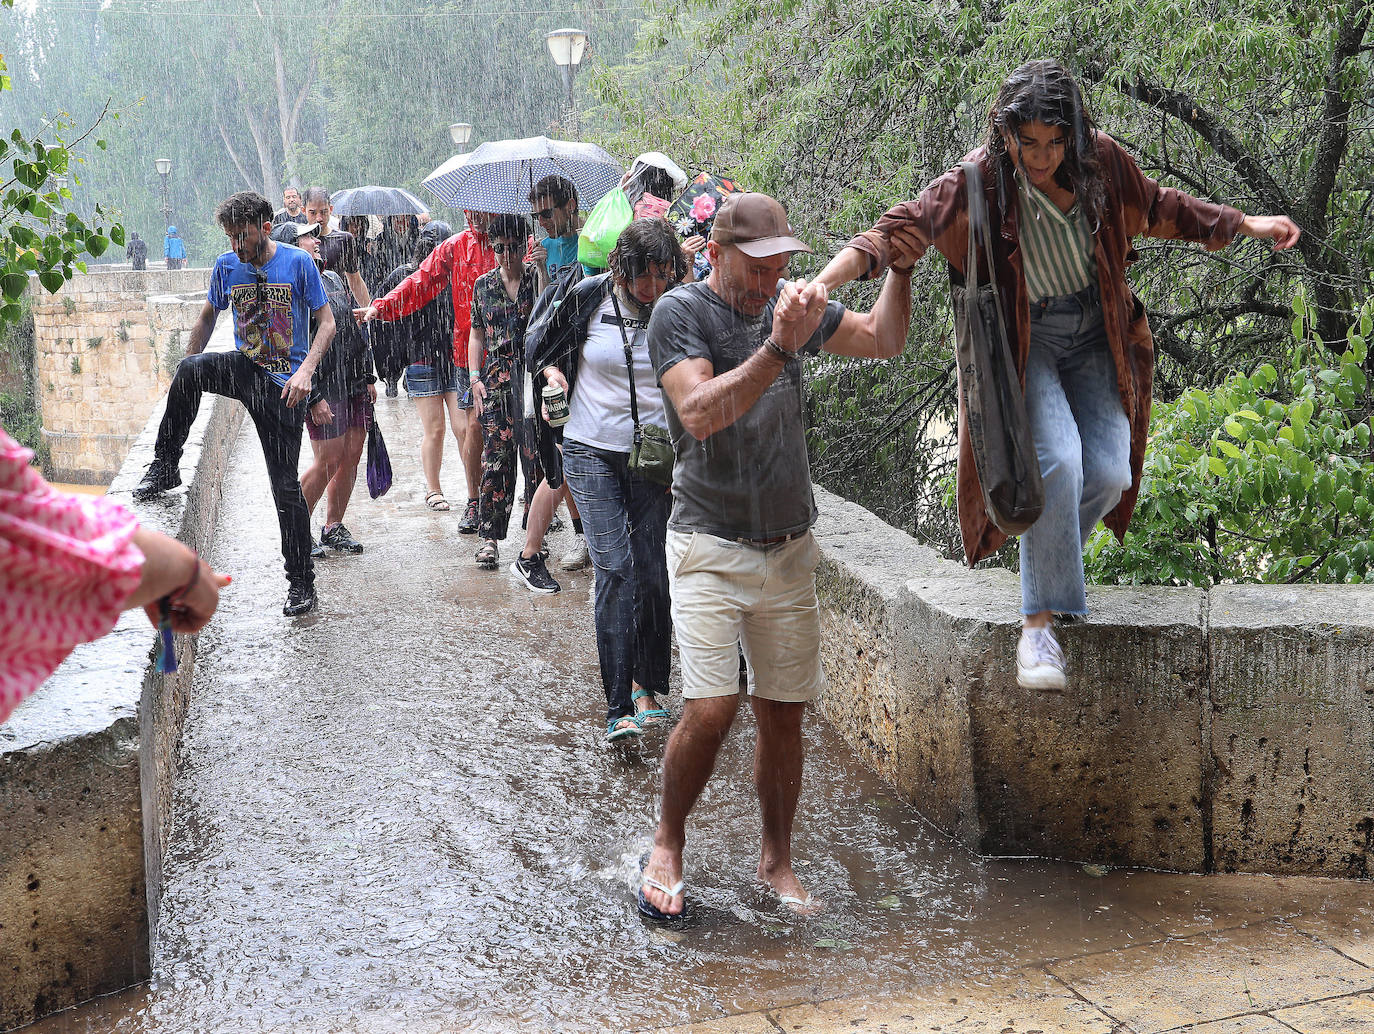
[532,208,556,220]
[490,241,521,254]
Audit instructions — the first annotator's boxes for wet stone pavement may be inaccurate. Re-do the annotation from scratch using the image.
[33,394,1374,1034]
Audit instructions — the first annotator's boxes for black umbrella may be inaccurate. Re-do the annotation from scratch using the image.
[330,185,429,218]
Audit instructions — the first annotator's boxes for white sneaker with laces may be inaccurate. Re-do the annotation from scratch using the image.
[560,534,590,571]
[1017,625,1067,690]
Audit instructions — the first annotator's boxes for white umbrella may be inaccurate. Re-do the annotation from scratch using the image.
[329,185,429,217]
[421,136,623,214]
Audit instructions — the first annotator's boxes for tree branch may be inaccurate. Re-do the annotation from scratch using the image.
[1299,3,1371,234]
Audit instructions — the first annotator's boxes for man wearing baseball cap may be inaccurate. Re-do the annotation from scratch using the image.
[638,191,917,919]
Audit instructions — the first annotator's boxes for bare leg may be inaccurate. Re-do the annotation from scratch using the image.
[300,436,347,517]
[323,425,366,527]
[641,693,740,916]
[519,479,565,559]
[457,406,481,503]
[414,395,446,496]
[751,697,811,906]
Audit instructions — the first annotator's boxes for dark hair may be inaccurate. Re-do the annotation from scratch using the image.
[488,213,530,242]
[638,167,676,201]
[528,174,577,208]
[414,221,453,265]
[215,191,273,230]
[341,215,368,241]
[987,59,1104,227]
[301,186,331,207]
[609,218,687,285]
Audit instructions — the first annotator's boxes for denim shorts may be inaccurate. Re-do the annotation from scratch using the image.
[404,362,459,398]
[307,394,372,442]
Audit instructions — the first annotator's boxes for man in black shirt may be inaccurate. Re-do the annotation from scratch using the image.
[274,186,307,226]
[302,187,371,307]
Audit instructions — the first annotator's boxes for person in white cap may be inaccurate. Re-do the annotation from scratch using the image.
[636,192,917,920]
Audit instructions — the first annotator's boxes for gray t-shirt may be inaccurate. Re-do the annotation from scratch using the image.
[648,280,845,540]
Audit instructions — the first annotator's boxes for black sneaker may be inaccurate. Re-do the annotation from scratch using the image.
[132,458,181,501]
[321,522,364,554]
[311,537,327,559]
[283,583,316,616]
[385,380,399,398]
[458,499,479,534]
[548,512,565,534]
[510,552,560,594]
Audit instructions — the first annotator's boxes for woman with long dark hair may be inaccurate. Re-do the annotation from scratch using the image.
[818,59,1299,689]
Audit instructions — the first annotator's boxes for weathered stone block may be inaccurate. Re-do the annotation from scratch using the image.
[969,586,1208,869]
[1210,585,1374,877]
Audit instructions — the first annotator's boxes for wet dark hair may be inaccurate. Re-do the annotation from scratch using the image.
[609,218,687,285]
[341,215,368,241]
[488,213,530,242]
[215,191,273,230]
[638,167,676,201]
[301,186,331,207]
[414,221,453,265]
[987,59,1105,227]
[529,174,577,208]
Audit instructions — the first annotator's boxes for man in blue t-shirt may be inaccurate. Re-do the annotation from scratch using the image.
[134,191,335,616]
[528,174,583,292]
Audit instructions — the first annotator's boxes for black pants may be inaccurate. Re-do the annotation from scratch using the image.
[154,349,313,586]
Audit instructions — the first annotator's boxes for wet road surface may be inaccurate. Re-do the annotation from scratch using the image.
[30,394,1374,1033]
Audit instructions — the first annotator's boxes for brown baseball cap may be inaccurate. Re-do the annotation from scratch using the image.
[709,192,813,258]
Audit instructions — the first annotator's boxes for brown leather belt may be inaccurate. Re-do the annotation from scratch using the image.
[734,531,806,547]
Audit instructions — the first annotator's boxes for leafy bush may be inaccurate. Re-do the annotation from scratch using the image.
[1086,293,1374,586]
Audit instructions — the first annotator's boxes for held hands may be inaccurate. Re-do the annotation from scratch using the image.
[1241,215,1301,251]
[353,305,379,324]
[310,399,333,426]
[770,278,829,354]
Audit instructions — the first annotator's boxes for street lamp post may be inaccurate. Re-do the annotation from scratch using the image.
[154,157,172,232]
[448,122,473,153]
[544,28,588,138]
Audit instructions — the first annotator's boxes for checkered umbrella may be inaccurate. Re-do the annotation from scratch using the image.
[329,185,430,217]
[421,136,624,214]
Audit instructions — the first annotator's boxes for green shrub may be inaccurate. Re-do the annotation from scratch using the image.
[1086,293,1374,586]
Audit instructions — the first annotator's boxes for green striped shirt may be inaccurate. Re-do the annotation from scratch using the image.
[1015,173,1098,302]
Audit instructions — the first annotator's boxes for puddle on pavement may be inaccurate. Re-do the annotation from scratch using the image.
[24,396,1372,1034]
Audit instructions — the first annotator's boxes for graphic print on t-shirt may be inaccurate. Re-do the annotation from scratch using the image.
[230,279,295,380]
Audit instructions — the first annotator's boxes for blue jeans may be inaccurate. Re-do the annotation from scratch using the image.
[1020,286,1132,616]
[562,439,673,725]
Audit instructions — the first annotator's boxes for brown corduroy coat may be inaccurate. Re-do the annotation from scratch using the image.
[846,132,1244,566]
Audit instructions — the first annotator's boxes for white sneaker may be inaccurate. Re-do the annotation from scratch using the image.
[560,534,590,571]
[1017,625,1066,690]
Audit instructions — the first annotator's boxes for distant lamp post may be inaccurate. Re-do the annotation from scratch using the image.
[544,28,588,137]
[449,122,473,152]
[154,157,172,231]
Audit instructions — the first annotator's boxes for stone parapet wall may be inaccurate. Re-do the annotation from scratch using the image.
[28,268,209,483]
[813,486,1374,879]
[0,325,242,1030]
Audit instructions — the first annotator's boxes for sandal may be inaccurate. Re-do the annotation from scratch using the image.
[632,688,670,728]
[424,491,450,511]
[474,540,499,569]
[605,715,641,744]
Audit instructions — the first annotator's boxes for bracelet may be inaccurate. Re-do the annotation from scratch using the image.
[890,263,915,276]
[761,338,796,363]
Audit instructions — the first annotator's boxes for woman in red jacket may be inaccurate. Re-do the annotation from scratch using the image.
[818,60,1299,690]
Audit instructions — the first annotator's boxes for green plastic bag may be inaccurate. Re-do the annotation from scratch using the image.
[577,189,632,270]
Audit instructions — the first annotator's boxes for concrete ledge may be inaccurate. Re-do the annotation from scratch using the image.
[813,486,1372,878]
[0,327,243,1030]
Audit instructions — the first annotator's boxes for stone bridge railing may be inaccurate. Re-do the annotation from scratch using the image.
[812,489,1374,879]
[28,267,209,483]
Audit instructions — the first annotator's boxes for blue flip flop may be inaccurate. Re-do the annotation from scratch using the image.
[637,850,689,922]
[606,716,641,744]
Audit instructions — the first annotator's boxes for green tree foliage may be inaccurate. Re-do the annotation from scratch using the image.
[589,0,1372,556]
[1087,296,1374,586]
[0,0,123,333]
[0,1,646,264]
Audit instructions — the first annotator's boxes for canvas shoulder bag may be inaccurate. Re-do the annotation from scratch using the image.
[950,161,1044,535]
[609,291,675,487]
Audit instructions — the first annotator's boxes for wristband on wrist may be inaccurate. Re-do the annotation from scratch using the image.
[890,262,915,276]
[761,338,795,363]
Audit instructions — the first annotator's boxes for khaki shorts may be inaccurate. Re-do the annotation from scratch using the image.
[666,529,825,702]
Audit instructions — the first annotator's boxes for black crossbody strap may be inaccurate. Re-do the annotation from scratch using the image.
[961,162,1011,331]
[608,290,642,437]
